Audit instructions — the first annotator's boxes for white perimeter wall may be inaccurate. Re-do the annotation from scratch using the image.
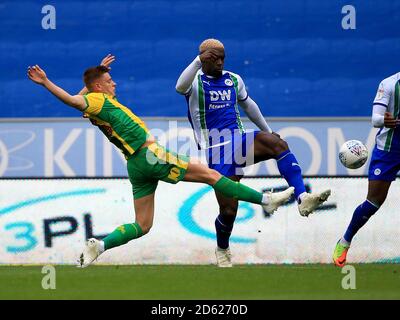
[0,178,399,264]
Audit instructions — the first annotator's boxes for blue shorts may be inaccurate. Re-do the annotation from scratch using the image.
[368,147,400,181]
[207,130,259,177]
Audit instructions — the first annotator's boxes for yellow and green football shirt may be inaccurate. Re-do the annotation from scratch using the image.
[83,92,150,158]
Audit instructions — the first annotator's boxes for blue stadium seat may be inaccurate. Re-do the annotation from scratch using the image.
[2,0,399,117]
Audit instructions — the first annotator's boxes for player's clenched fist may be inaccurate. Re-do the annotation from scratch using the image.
[384,112,400,128]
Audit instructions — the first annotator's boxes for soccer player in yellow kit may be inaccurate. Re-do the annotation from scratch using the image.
[27,61,294,267]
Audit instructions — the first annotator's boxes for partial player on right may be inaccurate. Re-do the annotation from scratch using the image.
[333,72,400,267]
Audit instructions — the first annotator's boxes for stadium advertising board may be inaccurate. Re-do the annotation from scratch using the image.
[0,118,378,177]
[1,177,399,265]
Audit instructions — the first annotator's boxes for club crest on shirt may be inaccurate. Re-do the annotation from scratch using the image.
[224,79,233,86]
[376,90,384,100]
[376,85,384,100]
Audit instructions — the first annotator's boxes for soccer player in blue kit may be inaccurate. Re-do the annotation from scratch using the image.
[176,39,331,267]
[333,72,400,267]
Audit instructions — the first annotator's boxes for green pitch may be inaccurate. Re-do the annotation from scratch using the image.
[0,264,399,300]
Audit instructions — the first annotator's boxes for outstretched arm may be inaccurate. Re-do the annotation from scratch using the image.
[239,97,273,133]
[78,54,116,95]
[28,65,86,111]
[234,73,274,134]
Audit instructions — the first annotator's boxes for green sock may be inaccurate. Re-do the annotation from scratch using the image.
[213,176,263,204]
[103,223,143,250]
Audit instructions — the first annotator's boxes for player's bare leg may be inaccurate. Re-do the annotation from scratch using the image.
[133,193,156,235]
[182,158,220,184]
[252,131,331,216]
[334,180,391,267]
[183,160,294,214]
[78,193,155,268]
[366,180,392,206]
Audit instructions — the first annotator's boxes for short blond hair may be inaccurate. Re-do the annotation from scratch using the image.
[199,38,224,53]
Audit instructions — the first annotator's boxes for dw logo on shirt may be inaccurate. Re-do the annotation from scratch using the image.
[209,90,232,101]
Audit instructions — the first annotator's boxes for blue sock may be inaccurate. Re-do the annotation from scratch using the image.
[276,150,307,200]
[215,214,234,249]
[343,200,379,243]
